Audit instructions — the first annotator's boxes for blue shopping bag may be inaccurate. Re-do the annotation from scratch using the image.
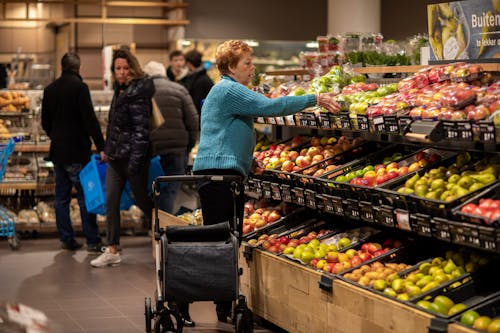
[79,155,134,215]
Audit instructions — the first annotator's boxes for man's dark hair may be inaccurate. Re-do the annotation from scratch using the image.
[184,50,203,68]
[169,50,184,61]
[61,52,80,73]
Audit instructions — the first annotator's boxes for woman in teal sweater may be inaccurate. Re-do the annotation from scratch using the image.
[192,40,339,321]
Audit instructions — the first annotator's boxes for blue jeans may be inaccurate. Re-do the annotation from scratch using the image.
[158,152,187,214]
[54,162,101,245]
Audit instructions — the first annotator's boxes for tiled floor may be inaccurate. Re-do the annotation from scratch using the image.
[0,234,284,333]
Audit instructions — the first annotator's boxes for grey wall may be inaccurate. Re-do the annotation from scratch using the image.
[185,0,328,41]
[381,0,443,40]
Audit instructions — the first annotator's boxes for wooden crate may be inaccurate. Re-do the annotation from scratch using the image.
[241,246,436,333]
[448,323,477,333]
[240,246,332,332]
[331,279,434,333]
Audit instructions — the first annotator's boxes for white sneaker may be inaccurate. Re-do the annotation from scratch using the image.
[90,247,121,267]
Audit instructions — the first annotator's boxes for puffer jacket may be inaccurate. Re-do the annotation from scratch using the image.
[149,76,199,155]
[105,77,155,173]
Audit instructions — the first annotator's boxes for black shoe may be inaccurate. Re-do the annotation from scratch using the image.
[61,240,83,251]
[86,243,103,253]
[182,317,195,327]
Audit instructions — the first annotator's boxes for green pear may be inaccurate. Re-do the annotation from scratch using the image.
[457,176,474,189]
[425,191,439,200]
[447,174,460,184]
[455,186,470,198]
[470,173,496,184]
[421,281,440,293]
[405,174,420,189]
[416,275,433,288]
[431,179,446,191]
[443,260,457,274]
[415,184,429,197]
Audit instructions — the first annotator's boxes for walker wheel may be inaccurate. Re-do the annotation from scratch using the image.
[145,297,152,332]
[154,308,183,333]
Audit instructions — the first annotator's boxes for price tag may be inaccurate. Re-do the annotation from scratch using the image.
[442,121,458,139]
[265,117,276,125]
[261,181,271,199]
[281,185,292,203]
[384,116,399,134]
[395,209,411,231]
[318,113,332,129]
[285,115,296,126]
[305,190,316,209]
[357,115,369,131]
[275,117,285,126]
[297,113,309,127]
[456,121,473,141]
[306,113,318,127]
[398,117,412,134]
[270,183,281,201]
[373,116,385,133]
[292,188,305,206]
[478,121,496,142]
[339,112,352,129]
[439,230,451,241]
[323,197,335,214]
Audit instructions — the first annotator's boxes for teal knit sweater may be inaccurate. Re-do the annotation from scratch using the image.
[193,75,316,176]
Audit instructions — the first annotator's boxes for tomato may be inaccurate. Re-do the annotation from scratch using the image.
[472,206,485,216]
[489,200,500,209]
[489,210,500,222]
[461,203,476,214]
[479,198,494,208]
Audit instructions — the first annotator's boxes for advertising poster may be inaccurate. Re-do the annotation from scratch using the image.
[428,0,500,61]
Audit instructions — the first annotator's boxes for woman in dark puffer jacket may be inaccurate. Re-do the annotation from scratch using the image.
[91,48,155,268]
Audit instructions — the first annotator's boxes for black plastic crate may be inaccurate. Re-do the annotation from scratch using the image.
[317,143,430,204]
[449,292,500,331]
[242,205,304,240]
[408,281,500,319]
[378,152,499,219]
[268,140,383,191]
[452,182,500,227]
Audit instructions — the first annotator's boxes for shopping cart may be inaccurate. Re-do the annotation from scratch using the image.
[0,137,20,250]
[144,175,253,333]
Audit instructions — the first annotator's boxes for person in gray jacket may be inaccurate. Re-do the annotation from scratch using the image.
[144,61,199,214]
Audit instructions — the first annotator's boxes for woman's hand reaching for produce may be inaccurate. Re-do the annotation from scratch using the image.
[316,92,341,113]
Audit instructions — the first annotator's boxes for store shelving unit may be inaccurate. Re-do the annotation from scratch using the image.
[240,63,500,333]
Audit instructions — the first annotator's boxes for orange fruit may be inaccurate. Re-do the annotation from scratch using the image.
[487,318,500,333]
[473,316,493,330]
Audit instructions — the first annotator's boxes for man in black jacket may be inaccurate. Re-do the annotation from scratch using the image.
[183,50,214,115]
[42,52,105,252]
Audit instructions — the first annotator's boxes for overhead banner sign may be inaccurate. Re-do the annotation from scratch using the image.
[428,0,500,61]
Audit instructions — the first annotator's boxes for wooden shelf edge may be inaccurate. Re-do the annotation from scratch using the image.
[14,145,49,153]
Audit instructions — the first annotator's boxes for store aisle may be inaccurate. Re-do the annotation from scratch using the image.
[0,235,283,333]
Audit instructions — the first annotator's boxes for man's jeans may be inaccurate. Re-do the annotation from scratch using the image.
[159,153,187,214]
[54,162,101,245]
